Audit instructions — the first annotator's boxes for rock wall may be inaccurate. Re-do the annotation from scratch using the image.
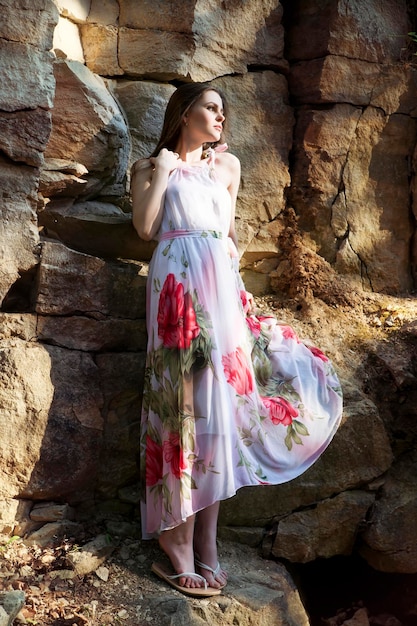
[0,0,417,576]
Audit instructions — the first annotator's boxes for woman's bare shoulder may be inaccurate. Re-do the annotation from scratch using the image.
[131,158,153,179]
[214,150,241,191]
[215,150,240,170]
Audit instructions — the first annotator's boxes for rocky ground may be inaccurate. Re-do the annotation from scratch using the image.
[0,530,164,625]
[1,529,311,626]
[1,289,417,625]
[1,528,417,626]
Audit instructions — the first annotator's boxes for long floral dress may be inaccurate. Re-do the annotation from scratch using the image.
[140,148,343,537]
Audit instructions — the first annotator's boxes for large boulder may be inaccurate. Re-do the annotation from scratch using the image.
[0,0,58,307]
[44,59,130,199]
[285,0,409,63]
[113,80,176,163]
[360,451,417,573]
[0,163,41,307]
[271,490,375,562]
[289,100,417,293]
[286,0,417,294]
[0,340,54,499]
[0,238,147,515]
[1,0,58,49]
[36,240,146,318]
[38,197,155,261]
[110,0,286,81]
[0,40,56,113]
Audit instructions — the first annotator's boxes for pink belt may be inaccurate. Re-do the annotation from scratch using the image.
[159,229,223,241]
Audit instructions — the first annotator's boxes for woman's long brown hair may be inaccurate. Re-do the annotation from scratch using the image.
[150,82,227,158]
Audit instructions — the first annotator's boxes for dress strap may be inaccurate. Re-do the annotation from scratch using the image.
[206,143,228,170]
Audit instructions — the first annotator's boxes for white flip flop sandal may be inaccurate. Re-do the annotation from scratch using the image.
[151,561,222,597]
[195,558,227,588]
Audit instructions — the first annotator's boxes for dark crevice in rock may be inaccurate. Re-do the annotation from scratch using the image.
[286,554,417,626]
[361,343,417,458]
[1,266,38,313]
[247,63,289,76]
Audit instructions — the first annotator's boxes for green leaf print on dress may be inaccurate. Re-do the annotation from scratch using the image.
[249,320,311,451]
[142,273,217,519]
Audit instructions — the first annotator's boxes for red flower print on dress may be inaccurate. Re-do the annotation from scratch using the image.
[157,274,200,349]
[183,292,199,347]
[240,290,250,315]
[309,346,329,362]
[222,347,254,396]
[246,316,261,339]
[163,432,187,479]
[146,435,163,486]
[261,396,299,426]
[281,325,300,342]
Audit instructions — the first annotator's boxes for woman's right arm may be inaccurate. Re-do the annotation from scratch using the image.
[131,149,179,241]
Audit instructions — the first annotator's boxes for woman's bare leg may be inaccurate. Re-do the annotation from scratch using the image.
[158,515,204,588]
[194,502,228,588]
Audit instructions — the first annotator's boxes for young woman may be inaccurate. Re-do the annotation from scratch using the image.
[131,83,343,597]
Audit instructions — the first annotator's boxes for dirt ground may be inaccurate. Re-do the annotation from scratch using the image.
[0,532,153,625]
[1,521,417,626]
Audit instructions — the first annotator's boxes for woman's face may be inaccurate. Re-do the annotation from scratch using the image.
[184,90,225,144]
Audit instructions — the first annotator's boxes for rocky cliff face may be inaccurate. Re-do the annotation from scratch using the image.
[1,0,417,583]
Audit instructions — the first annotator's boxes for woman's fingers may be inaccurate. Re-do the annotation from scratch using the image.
[153,149,180,172]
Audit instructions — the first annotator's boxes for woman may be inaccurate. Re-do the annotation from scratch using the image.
[131,82,343,597]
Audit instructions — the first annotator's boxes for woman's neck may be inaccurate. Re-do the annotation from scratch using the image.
[175,140,205,164]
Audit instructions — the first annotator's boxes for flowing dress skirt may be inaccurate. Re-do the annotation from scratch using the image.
[140,229,343,536]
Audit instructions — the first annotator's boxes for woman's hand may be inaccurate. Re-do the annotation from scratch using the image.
[150,148,181,173]
[131,148,180,241]
[246,291,255,313]
[240,290,255,315]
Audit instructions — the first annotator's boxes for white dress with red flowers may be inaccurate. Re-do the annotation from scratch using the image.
[140,148,343,536]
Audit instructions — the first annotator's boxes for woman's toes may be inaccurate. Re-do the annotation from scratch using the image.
[203,571,221,589]
[205,576,217,588]
[218,568,228,585]
[182,574,205,589]
[196,562,228,588]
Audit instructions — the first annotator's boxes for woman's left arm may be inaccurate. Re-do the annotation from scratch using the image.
[223,154,255,313]
[225,153,241,249]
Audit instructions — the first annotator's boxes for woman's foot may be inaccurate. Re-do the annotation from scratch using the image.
[194,503,228,589]
[195,557,228,588]
[151,562,221,597]
[158,516,205,589]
